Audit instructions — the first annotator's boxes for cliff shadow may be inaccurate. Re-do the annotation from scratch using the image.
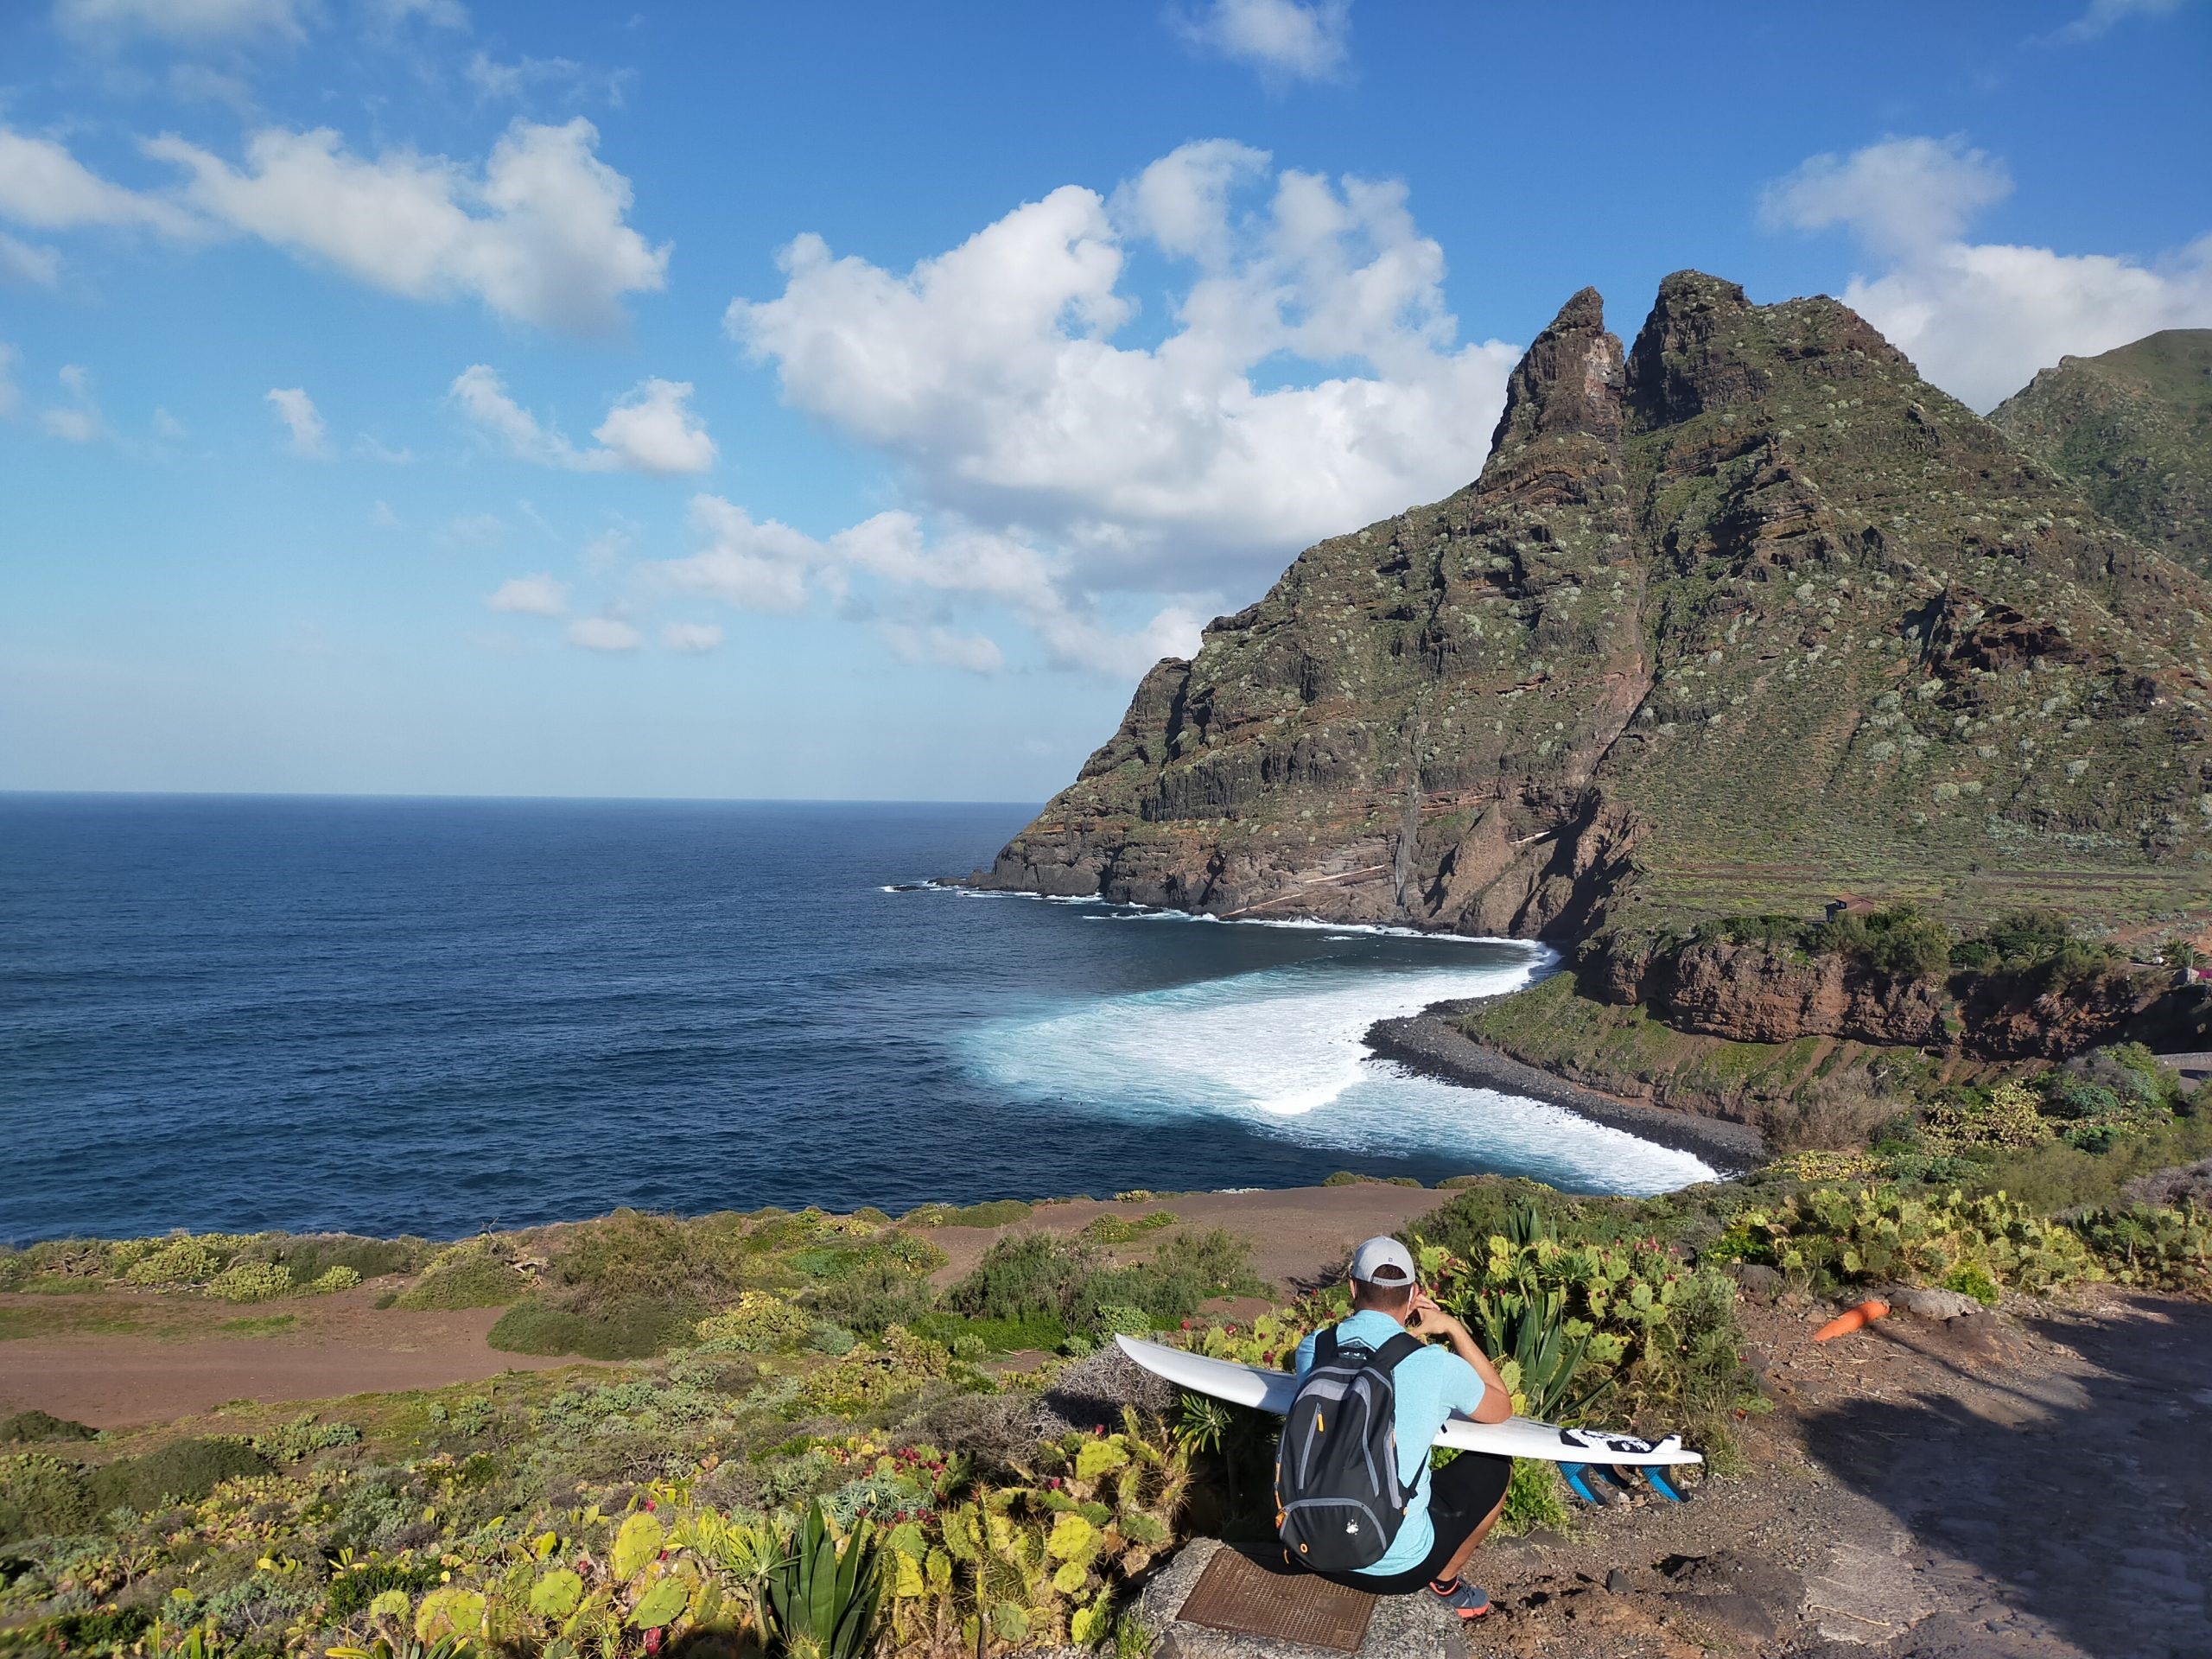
[1795,1293,2212,1656]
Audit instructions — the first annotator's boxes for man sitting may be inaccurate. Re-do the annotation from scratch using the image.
[1288,1236,1514,1619]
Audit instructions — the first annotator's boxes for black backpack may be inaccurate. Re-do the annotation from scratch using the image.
[1274,1325,1426,1572]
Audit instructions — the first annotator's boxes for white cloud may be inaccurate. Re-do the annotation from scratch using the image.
[729,141,1516,590]
[0,344,19,419]
[264,385,329,455]
[1762,135,2212,410]
[369,499,401,528]
[653,494,821,613]
[367,0,467,29]
[152,406,187,440]
[646,494,1204,678]
[589,378,715,474]
[582,526,631,570]
[0,119,664,332]
[144,118,666,332]
[439,510,505,546]
[41,363,105,442]
[54,0,308,44]
[465,51,632,106]
[0,127,200,237]
[485,573,567,616]
[2048,0,2185,41]
[704,141,1516,677]
[567,616,639,651]
[0,231,61,286]
[880,622,1005,676]
[1173,0,1351,83]
[449,365,715,474]
[660,620,722,653]
[1759,135,2010,257]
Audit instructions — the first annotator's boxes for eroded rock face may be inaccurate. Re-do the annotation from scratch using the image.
[1597,935,2209,1058]
[1602,938,1949,1048]
[981,276,2212,944]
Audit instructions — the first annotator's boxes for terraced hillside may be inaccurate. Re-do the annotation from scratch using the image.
[982,276,2212,939]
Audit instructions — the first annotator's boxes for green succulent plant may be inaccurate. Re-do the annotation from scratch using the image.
[764,1500,881,1659]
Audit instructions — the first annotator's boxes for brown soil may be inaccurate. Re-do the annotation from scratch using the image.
[922,1181,1449,1294]
[0,1182,1439,1430]
[1466,1284,2212,1658]
[0,1285,599,1427]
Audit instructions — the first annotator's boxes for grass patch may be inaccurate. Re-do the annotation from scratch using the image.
[901,1198,1034,1227]
[1494,1455,1573,1537]
[390,1243,529,1310]
[213,1314,297,1338]
[1079,1210,1177,1244]
[86,1437,269,1514]
[0,1411,96,1445]
[948,1227,1268,1339]
[907,1309,1070,1354]
[0,1301,152,1342]
[486,1296,692,1361]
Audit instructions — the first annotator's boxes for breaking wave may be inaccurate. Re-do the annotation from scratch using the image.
[960,942,1716,1195]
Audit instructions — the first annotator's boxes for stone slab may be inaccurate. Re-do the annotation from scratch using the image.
[1138,1539,1463,1659]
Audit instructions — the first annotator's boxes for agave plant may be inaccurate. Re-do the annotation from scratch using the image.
[764,1499,882,1659]
[323,1636,475,1659]
[1459,1200,1598,1420]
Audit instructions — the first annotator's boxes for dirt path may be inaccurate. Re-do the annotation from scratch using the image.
[1464,1285,2212,1657]
[923,1182,1448,1294]
[0,1182,1440,1430]
[0,1288,596,1427]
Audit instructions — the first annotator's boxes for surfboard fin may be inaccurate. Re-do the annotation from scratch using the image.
[1559,1463,1608,1505]
[1641,1467,1688,1503]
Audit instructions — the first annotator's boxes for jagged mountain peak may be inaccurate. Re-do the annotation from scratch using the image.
[1488,284,1623,454]
[982,277,2212,939]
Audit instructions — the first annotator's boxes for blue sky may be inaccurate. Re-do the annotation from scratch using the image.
[3,0,2208,802]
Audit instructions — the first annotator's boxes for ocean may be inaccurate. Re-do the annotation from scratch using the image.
[0,795,1712,1243]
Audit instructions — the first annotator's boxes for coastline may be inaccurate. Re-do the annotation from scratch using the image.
[1366,995,1768,1176]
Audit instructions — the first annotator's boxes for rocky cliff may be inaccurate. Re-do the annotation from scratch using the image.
[981,276,2212,940]
[1992,329,2212,579]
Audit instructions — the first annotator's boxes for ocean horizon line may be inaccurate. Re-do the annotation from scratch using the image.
[0,788,1047,810]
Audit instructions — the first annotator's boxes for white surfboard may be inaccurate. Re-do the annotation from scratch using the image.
[1116,1334,1702,1468]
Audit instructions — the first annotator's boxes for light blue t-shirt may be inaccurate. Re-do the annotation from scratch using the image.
[1292,1309,1486,1578]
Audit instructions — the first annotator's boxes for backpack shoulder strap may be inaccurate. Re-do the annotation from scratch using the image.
[1369,1332,1426,1376]
[1314,1325,1340,1367]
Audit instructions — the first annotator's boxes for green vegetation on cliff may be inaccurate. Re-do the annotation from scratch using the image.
[984,277,2212,941]
[1992,329,2212,578]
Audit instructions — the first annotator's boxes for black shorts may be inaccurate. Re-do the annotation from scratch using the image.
[1306,1452,1514,1593]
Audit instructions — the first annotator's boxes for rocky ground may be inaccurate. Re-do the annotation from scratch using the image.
[1456,1284,2210,1659]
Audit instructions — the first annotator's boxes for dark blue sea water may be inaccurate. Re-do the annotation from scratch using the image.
[0,796,1710,1243]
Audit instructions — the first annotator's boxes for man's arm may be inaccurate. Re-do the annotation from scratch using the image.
[1407,1289,1512,1423]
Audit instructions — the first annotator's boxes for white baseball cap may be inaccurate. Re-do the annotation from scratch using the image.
[1348,1236,1416,1286]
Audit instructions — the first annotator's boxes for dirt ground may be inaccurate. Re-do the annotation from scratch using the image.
[1465,1284,2212,1659]
[924,1182,1446,1293]
[0,1287,594,1427]
[0,1181,1437,1430]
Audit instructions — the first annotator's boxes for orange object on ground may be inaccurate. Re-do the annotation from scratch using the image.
[1813,1300,1890,1342]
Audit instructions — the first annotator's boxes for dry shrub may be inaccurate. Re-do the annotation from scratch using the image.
[1765,1074,1900,1153]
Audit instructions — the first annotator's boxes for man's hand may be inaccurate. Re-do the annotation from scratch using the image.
[1404,1287,1464,1341]
[1407,1286,1513,1423]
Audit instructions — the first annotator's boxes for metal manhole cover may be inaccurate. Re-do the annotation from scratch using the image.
[1177,1545,1377,1653]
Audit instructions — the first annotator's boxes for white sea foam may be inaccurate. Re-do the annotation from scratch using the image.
[961,950,1716,1195]
[1090,910,1508,944]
